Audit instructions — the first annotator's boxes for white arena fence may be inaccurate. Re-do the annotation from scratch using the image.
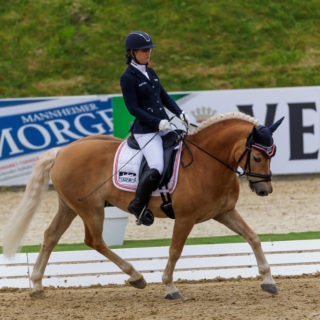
[1,239,320,289]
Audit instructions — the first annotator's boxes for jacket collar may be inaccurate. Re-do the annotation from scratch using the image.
[130,61,148,74]
[127,64,152,83]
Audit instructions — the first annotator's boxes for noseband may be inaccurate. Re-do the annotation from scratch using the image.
[182,132,274,183]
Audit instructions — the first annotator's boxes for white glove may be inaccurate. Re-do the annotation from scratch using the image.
[159,119,171,131]
[180,111,190,126]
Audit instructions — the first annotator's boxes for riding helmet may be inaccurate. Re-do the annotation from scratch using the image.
[125,31,156,51]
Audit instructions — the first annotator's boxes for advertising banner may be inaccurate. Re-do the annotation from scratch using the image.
[0,86,319,185]
[0,96,113,185]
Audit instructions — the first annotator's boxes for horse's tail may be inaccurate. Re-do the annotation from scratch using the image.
[3,147,61,257]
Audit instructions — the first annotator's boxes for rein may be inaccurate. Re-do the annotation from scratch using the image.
[181,135,272,183]
[182,137,242,175]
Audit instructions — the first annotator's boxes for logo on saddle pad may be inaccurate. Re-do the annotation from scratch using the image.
[118,171,137,183]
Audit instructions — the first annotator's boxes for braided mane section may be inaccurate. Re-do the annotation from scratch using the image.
[191,112,259,135]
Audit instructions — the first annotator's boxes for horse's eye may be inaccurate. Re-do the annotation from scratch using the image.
[253,155,261,163]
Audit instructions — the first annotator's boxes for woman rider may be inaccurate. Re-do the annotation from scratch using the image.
[120,31,190,226]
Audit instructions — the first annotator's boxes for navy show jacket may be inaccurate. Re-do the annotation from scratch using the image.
[120,64,182,133]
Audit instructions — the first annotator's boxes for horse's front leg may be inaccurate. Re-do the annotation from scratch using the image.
[162,218,194,300]
[214,209,278,294]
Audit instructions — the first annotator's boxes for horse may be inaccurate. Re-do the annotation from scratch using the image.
[3,112,284,299]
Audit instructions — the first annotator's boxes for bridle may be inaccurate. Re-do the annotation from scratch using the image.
[181,131,274,184]
[235,132,274,183]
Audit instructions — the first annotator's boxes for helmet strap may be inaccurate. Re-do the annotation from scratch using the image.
[131,50,140,64]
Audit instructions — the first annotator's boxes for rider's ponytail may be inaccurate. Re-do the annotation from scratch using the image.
[126,50,132,64]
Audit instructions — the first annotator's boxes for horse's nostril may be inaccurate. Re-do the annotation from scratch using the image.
[258,190,268,196]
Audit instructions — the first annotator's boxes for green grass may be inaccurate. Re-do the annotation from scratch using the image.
[1,0,320,98]
[1,231,319,254]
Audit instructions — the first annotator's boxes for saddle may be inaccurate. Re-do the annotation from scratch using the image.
[127,130,185,219]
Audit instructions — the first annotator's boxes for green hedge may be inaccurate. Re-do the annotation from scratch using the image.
[1,0,320,98]
[1,231,319,253]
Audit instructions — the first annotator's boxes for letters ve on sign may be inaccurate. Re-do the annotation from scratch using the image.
[238,102,319,160]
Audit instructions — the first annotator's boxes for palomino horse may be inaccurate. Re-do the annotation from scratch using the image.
[3,112,283,299]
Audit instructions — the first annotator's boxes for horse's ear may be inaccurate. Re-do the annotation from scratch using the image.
[252,126,259,139]
[269,116,284,134]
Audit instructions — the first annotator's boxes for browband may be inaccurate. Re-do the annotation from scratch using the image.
[252,143,276,159]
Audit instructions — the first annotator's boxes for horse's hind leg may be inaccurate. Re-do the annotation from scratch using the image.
[30,198,77,297]
[214,209,277,294]
[82,207,146,289]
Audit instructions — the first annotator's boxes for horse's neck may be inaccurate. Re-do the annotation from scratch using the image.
[191,121,251,165]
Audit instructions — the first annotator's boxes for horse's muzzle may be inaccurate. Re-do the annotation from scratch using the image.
[249,180,273,196]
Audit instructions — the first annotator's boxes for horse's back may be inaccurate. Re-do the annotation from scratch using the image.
[71,134,123,144]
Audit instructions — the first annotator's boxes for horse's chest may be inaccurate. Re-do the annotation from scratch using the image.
[195,195,237,223]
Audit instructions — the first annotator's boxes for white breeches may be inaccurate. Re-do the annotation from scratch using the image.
[134,131,170,175]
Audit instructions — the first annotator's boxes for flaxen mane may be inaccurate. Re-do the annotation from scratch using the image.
[191,112,259,135]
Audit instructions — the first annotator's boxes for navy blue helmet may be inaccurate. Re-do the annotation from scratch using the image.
[125,31,156,51]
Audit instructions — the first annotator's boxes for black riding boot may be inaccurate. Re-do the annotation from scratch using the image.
[128,168,161,226]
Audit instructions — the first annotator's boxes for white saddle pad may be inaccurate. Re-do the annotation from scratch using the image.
[112,140,182,196]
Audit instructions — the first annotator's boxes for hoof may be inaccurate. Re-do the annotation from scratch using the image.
[30,290,44,298]
[261,283,278,295]
[128,277,147,289]
[165,291,184,300]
